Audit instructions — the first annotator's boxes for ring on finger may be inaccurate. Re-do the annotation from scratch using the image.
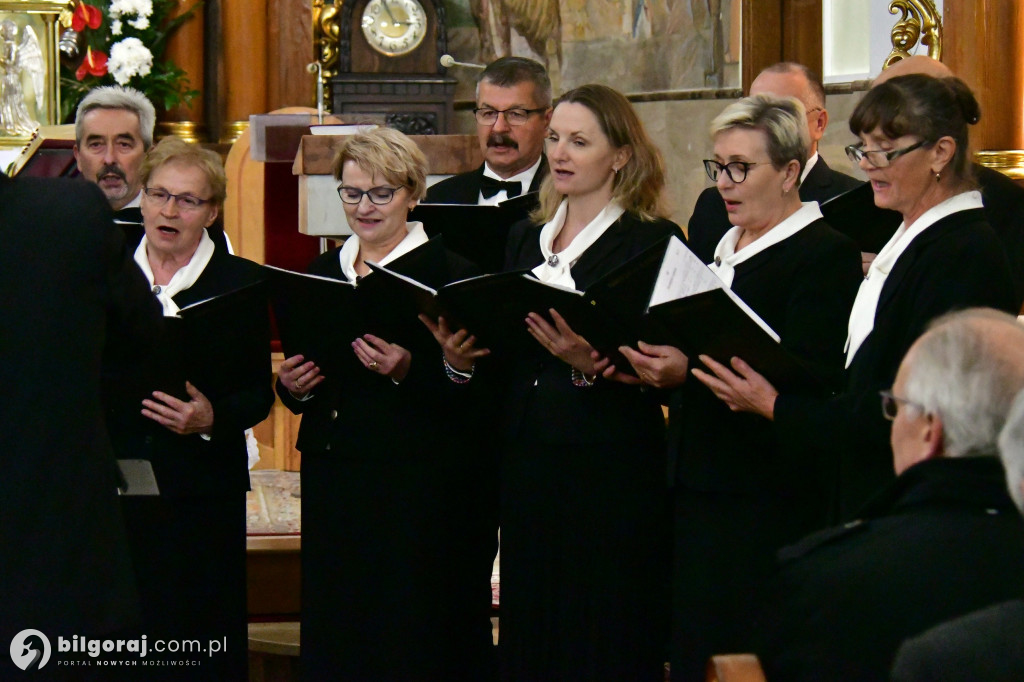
[369,361,379,370]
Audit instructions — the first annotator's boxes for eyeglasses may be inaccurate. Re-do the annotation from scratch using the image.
[473,107,548,126]
[845,140,926,168]
[879,390,927,421]
[142,187,212,212]
[337,185,405,205]
[703,159,766,184]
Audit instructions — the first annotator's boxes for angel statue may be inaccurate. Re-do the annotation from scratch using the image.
[0,19,45,137]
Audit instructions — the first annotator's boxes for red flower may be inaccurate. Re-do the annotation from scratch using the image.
[71,2,103,32]
[76,46,108,80]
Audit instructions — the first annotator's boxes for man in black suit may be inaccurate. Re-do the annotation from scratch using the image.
[425,56,552,205]
[870,55,1024,304]
[74,85,154,226]
[687,62,861,262]
[755,309,1024,682]
[0,172,161,676]
[889,388,1024,682]
[74,85,232,252]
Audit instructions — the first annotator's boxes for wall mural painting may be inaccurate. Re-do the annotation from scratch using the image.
[444,0,736,99]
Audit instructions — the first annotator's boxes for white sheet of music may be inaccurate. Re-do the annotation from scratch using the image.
[647,235,780,342]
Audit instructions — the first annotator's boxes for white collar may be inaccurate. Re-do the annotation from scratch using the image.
[709,202,822,287]
[338,221,429,282]
[532,200,625,289]
[844,190,984,366]
[801,152,819,184]
[133,230,216,316]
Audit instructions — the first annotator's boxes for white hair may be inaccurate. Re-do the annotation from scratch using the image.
[999,389,1024,513]
[903,309,1024,458]
[75,86,156,148]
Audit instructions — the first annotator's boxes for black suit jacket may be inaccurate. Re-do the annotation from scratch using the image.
[755,457,1024,682]
[424,158,548,204]
[891,599,1024,682]
[670,218,861,497]
[687,156,862,262]
[501,211,682,446]
[775,208,1018,521]
[105,249,274,498]
[975,164,1024,306]
[0,173,162,643]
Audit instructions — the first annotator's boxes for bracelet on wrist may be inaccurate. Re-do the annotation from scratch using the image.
[571,367,597,388]
[444,354,474,384]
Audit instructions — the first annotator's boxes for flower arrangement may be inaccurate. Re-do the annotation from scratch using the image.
[59,0,199,122]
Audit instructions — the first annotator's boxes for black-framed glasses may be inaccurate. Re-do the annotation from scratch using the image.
[703,159,764,184]
[142,187,212,212]
[337,185,405,205]
[473,107,548,126]
[846,140,927,168]
[879,390,927,421]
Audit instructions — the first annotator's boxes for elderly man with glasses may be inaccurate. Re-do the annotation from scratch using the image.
[751,308,1024,682]
[424,56,552,205]
[687,62,861,262]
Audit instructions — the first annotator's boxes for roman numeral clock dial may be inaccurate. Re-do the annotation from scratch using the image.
[361,0,427,57]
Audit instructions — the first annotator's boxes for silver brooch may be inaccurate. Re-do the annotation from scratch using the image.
[152,285,162,294]
[714,256,721,266]
[547,254,559,267]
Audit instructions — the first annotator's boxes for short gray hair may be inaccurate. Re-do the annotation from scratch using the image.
[75,86,156,148]
[710,94,809,177]
[477,56,552,108]
[999,389,1024,513]
[903,309,1024,458]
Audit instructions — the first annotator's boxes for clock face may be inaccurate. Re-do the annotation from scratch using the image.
[361,0,428,57]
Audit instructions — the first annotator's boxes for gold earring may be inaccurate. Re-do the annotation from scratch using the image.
[935,170,941,182]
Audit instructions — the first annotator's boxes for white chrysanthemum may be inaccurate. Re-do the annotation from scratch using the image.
[111,19,123,35]
[128,16,149,30]
[109,0,153,20]
[108,37,153,85]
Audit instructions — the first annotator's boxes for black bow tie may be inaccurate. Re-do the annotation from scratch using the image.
[480,176,523,199]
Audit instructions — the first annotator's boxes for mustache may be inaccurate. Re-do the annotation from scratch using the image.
[97,164,126,181]
[487,133,518,149]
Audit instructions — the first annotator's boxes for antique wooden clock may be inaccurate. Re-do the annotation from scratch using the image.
[318,0,457,135]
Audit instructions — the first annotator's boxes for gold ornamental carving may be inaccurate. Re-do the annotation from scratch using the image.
[312,0,340,109]
[884,0,942,69]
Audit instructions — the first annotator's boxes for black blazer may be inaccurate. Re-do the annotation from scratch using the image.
[0,174,162,640]
[105,249,274,498]
[774,208,1019,520]
[424,158,548,204]
[975,164,1024,306]
[669,218,862,498]
[891,599,1024,682]
[687,156,862,263]
[756,457,1024,682]
[501,211,683,445]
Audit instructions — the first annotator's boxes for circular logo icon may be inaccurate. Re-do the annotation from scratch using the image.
[10,630,50,671]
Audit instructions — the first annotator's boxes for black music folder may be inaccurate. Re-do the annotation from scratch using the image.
[644,235,820,391]
[410,192,538,273]
[265,237,453,373]
[365,235,676,372]
[820,181,903,254]
[158,279,270,401]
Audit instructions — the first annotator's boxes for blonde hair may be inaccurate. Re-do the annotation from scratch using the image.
[710,94,809,177]
[532,84,667,223]
[140,136,227,205]
[331,127,427,201]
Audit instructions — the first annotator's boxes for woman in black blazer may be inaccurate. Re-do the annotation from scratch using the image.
[611,95,863,681]
[496,84,680,681]
[275,127,495,681]
[694,75,1019,520]
[106,136,273,680]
